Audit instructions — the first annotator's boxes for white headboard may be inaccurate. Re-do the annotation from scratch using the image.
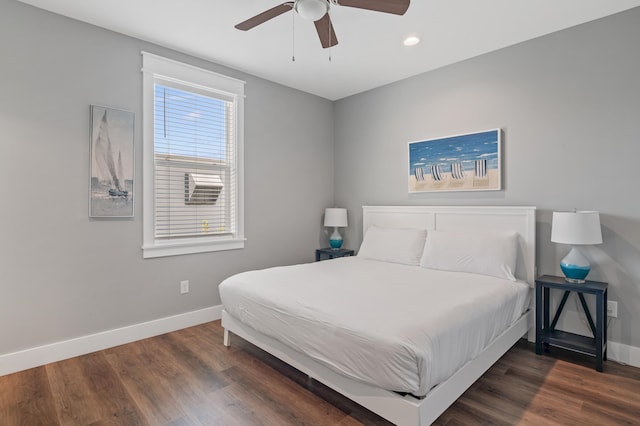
[362,206,537,285]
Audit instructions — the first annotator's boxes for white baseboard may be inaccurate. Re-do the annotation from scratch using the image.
[0,305,222,377]
[608,341,640,368]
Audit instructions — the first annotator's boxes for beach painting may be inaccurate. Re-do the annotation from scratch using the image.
[89,105,135,217]
[408,129,502,193]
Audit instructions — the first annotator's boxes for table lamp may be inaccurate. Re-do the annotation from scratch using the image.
[324,208,348,249]
[551,211,603,283]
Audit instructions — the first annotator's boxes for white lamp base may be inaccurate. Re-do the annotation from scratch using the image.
[560,246,591,283]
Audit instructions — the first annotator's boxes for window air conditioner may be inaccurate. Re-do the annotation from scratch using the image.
[184,173,223,205]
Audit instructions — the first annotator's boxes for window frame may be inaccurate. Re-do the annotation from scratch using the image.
[141,52,245,258]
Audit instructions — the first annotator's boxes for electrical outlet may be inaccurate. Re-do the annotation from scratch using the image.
[180,280,189,294]
[607,301,618,318]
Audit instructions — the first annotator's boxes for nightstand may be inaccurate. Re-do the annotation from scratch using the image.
[535,274,607,371]
[315,248,355,261]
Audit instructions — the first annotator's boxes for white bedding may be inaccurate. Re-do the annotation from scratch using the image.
[219,257,530,396]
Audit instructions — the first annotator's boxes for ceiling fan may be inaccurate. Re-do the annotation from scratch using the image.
[235,0,410,49]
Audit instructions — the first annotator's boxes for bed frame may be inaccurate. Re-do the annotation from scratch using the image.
[222,205,536,425]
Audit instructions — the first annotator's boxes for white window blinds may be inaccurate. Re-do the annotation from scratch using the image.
[154,83,236,239]
[142,52,245,258]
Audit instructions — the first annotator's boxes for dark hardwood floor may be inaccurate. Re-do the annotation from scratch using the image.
[1,321,639,425]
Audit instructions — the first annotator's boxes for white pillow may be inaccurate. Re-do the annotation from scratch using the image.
[358,226,427,266]
[419,230,518,281]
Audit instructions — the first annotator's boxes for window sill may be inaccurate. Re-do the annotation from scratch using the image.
[142,237,245,258]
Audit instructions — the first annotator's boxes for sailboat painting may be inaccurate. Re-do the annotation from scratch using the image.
[89,105,134,217]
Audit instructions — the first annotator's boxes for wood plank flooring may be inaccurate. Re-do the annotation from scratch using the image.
[1,320,639,425]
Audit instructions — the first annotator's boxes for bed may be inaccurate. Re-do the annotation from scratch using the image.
[220,205,536,425]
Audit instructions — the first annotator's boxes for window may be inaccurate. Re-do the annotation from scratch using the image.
[142,52,245,258]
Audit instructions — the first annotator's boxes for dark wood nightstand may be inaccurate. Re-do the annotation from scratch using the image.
[535,274,607,371]
[315,248,355,261]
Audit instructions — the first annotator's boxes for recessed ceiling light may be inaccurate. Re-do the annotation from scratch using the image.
[403,35,421,47]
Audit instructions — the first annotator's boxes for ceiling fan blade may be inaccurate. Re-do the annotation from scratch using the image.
[314,13,338,48]
[235,2,294,31]
[337,0,410,15]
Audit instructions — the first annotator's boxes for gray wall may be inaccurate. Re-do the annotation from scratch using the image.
[0,0,333,355]
[334,8,640,347]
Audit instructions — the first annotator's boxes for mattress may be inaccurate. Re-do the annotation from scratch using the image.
[219,257,530,396]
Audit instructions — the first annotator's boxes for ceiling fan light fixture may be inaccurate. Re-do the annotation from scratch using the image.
[295,0,329,21]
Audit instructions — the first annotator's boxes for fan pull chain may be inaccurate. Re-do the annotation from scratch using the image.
[328,11,332,62]
[291,8,296,62]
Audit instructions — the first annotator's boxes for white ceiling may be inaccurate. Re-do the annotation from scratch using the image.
[18,0,640,100]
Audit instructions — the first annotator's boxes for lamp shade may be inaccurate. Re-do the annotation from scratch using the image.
[324,208,348,227]
[551,211,602,245]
